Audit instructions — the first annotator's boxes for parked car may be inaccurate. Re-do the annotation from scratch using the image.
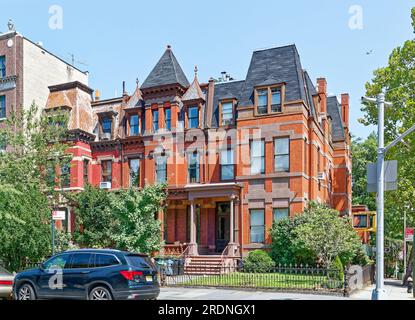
[13,249,160,300]
[0,266,14,300]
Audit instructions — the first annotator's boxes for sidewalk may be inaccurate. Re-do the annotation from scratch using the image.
[351,279,414,300]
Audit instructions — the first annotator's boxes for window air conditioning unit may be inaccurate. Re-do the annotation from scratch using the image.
[317,172,326,180]
[100,182,112,189]
[101,132,111,140]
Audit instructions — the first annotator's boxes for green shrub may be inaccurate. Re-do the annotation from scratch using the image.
[269,214,315,266]
[328,256,344,282]
[243,250,275,273]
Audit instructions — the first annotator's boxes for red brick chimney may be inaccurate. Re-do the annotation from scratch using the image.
[317,78,327,114]
[341,93,350,129]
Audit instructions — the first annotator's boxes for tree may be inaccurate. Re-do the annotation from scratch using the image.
[269,213,315,265]
[0,104,70,271]
[74,184,167,254]
[110,184,167,254]
[351,133,377,211]
[73,185,118,248]
[361,7,415,241]
[294,203,362,267]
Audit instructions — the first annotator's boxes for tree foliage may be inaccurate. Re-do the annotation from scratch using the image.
[360,7,415,239]
[74,184,167,254]
[0,104,70,271]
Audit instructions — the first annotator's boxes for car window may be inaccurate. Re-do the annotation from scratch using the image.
[68,253,93,269]
[125,255,155,269]
[94,254,120,267]
[43,254,70,270]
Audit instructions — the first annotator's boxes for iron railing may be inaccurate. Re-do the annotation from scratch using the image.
[159,263,349,295]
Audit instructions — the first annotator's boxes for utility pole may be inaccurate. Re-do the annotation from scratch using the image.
[362,93,415,300]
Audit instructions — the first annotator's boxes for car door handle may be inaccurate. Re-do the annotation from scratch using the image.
[80,271,90,274]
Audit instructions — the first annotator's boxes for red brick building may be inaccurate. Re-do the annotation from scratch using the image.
[46,44,352,257]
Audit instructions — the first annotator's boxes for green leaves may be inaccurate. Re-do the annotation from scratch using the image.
[74,184,167,254]
[270,202,363,267]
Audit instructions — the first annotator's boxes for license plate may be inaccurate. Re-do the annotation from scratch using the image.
[146,276,153,282]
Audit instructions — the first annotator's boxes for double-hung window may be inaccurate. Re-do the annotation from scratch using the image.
[165,108,171,131]
[188,106,199,129]
[129,158,140,187]
[152,110,159,132]
[220,148,234,180]
[0,96,5,119]
[250,140,265,175]
[271,87,282,112]
[102,118,112,138]
[0,56,5,78]
[129,115,139,136]
[101,160,112,183]
[156,155,167,183]
[250,209,265,243]
[257,89,268,115]
[274,137,290,172]
[273,208,289,223]
[188,152,200,183]
[221,102,233,126]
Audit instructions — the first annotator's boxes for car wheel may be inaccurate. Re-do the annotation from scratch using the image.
[17,284,36,301]
[89,286,113,301]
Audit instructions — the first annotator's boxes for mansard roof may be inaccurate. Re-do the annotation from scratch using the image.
[239,44,307,106]
[141,46,190,89]
[327,96,346,141]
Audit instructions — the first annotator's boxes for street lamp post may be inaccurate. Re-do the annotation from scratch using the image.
[362,93,415,300]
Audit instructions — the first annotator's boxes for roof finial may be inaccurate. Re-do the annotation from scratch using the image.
[7,19,15,32]
[194,65,198,77]
[136,78,140,87]
[167,44,171,50]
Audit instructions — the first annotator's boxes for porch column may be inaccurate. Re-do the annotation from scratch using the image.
[188,200,198,256]
[228,196,238,257]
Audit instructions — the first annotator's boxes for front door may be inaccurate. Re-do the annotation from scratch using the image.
[216,202,230,253]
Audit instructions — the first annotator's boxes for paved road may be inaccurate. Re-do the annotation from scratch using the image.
[159,287,348,300]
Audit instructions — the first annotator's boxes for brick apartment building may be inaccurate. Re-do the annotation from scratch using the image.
[45,44,352,258]
[0,22,88,129]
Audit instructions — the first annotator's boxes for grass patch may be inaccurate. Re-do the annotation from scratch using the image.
[177,272,343,291]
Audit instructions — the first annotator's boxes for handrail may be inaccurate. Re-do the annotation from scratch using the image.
[178,244,191,260]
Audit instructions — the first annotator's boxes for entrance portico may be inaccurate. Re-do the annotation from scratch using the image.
[164,183,242,257]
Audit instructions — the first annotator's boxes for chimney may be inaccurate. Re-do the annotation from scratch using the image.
[205,78,215,128]
[341,93,350,129]
[95,90,101,101]
[122,81,127,96]
[316,78,327,114]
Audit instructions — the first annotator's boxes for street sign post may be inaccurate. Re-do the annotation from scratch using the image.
[51,210,66,256]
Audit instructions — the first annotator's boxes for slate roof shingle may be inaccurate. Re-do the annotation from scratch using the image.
[142,47,190,89]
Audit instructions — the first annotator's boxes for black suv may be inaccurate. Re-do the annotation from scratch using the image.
[13,249,160,300]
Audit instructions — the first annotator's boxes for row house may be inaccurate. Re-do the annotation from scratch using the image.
[45,44,352,258]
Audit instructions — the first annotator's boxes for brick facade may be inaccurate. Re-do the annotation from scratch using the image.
[47,45,352,256]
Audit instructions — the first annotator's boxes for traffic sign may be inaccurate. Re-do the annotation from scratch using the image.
[405,227,414,242]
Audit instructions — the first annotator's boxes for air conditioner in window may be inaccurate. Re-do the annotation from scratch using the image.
[317,172,326,180]
[100,182,112,189]
[101,132,111,140]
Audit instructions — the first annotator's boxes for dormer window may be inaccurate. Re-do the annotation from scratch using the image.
[101,118,112,139]
[255,85,284,116]
[188,106,199,129]
[220,101,234,126]
[129,114,139,136]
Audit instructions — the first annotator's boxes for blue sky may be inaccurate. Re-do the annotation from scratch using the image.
[2,0,414,139]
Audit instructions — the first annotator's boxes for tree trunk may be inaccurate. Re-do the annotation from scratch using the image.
[403,245,413,286]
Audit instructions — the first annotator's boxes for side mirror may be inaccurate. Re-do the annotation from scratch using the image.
[38,263,44,271]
